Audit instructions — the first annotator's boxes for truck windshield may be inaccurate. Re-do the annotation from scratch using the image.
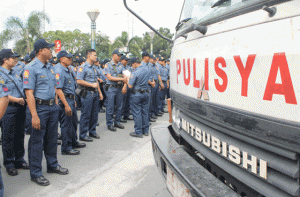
[178,0,253,30]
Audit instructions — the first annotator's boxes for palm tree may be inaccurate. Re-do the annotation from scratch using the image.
[6,11,50,54]
[0,30,13,50]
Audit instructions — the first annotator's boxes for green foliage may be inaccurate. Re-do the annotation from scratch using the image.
[5,11,50,55]
[0,30,13,50]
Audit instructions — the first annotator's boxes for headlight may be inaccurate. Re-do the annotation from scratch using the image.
[172,106,181,129]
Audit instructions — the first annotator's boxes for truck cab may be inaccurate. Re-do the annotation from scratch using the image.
[148,0,300,196]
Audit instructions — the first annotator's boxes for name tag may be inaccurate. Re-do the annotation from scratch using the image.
[40,75,46,78]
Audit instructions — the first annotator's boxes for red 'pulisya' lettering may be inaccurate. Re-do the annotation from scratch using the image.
[234,54,256,97]
[183,59,191,85]
[193,58,200,88]
[214,57,228,92]
[176,60,181,84]
[205,58,209,90]
[263,53,297,105]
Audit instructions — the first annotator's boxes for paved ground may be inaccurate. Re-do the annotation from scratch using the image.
[1,108,172,197]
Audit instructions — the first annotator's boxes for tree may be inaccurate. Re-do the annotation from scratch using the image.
[152,27,173,58]
[0,30,13,50]
[6,11,50,55]
[43,29,90,55]
[95,32,111,59]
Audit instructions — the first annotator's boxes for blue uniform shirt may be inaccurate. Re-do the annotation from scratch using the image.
[55,63,76,94]
[0,67,24,98]
[23,58,57,100]
[13,61,25,76]
[0,83,8,98]
[98,68,106,82]
[159,64,169,81]
[149,63,159,81]
[77,62,98,83]
[129,66,150,90]
[103,61,124,85]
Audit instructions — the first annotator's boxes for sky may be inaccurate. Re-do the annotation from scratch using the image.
[0,0,184,47]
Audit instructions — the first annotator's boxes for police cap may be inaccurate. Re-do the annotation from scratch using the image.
[34,39,55,53]
[112,48,123,56]
[150,54,156,59]
[0,49,20,59]
[130,57,141,64]
[142,51,150,57]
[159,57,166,61]
[49,58,57,64]
[30,51,36,59]
[24,54,31,63]
[57,50,74,60]
[120,55,129,61]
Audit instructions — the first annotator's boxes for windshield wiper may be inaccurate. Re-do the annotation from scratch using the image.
[175,18,192,31]
[211,0,230,8]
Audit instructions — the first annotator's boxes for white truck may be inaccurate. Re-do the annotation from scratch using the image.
[125,0,300,196]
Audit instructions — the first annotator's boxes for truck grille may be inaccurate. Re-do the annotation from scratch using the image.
[171,90,300,197]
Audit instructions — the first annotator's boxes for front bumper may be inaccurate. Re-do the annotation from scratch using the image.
[151,125,240,197]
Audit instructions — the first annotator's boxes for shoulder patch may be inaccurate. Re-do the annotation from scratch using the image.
[56,73,60,80]
[0,77,4,85]
[24,70,29,78]
[130,74,134,79]
[79,67,83,73]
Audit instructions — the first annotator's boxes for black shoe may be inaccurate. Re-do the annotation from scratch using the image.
[15,162,30,170]
[149,118,156,122]
[144,133,149,136]
[47,165,69,175]
[89,134,100,139]
[124,116,133,120]
[31,176,50,186]
[155,113,162,117]
[120,118,127,123]
[58,133,62,140]
[25,132,31,135]
[62,149,80,155]
[114,123,124,129]
[162,110,168,113]
[76,107,81,111]
[57,140,62,145]
[130,132,143,138]
[97,123,99,126]
[79,137,93,142]
[6,167,18,176]
[108,125,117,132]
[99,109,106,113]
[151,115,158,119]
[149,123,152,125]
[73,142,86,149]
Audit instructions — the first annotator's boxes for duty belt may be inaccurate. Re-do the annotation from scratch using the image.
[64,93,75,100]
[106,84,121,88]
[36,98,55,106]
[154,80,159,83]
[85,87,98,92]
[131,89,150,94]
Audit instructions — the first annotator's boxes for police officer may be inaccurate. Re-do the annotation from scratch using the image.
[23,39,69,186]
[128,57,150,138]
[157,57,168,114]
[55,50,86,155]
[141,52,156,123]
[75,57,86,110]
[0,80,9,197]
[120,55,130,123]
[166,59,170,99]
[104,49,128,132]
[99,59,110,111]
[13,59,25,76]
[149,55,160,119]
[0,49,29,177]
[77,49,103,142]
[95,59,106,113]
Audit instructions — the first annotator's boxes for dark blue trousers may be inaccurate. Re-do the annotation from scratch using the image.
[106,87,123,126]
[158,82,167,111]
[59,99,78,152]
[0,170,3,197]
[148,88,152,118]
[79,91,99,139]
[1,104,26,169]
[28,104,59,178]
[121,87,131,118]
[151,83,159,115]
[130,93,150,135]
[25,107,32,135]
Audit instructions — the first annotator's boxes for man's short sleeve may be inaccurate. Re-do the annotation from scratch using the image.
[76,66,86,80]
[55,69,65,89]
[103,64,112,75]
[23,66,36,91]
[129,72,137,87]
